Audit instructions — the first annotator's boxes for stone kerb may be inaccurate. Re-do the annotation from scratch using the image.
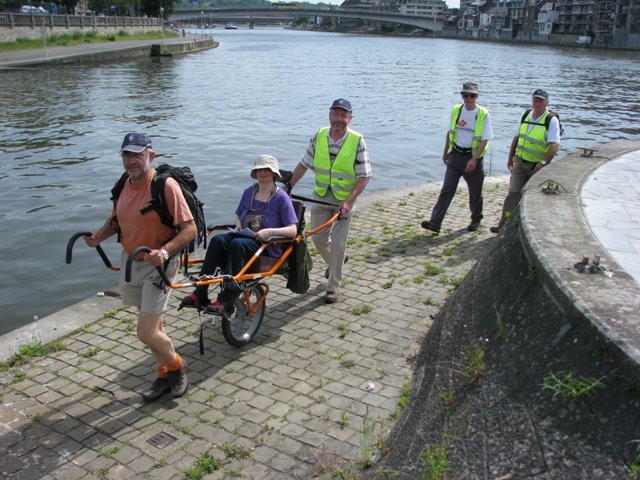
[519,139,640,379]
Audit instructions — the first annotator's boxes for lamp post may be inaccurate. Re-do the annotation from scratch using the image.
[42,16,48,59]
[159,7,164,45]
[201,11,204,39]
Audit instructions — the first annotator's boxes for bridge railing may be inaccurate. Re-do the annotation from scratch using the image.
[0,12,161,30]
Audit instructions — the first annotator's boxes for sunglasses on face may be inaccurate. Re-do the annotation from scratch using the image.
[121,149,147,160]
[461,93,477,99]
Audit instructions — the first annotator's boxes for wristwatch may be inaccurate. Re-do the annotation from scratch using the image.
[541,160,549,165]
[160,249,169,261]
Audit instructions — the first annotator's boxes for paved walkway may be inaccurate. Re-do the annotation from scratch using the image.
[0,32,206,68]
[582,150,640,284]
[0,178,510,479]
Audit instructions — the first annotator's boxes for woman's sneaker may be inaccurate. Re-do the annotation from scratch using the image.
[178,293,210,311]
[205,301,235,318]
[142,377,171,402]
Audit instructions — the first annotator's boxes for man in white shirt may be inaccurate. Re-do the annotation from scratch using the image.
[422,81,494,233]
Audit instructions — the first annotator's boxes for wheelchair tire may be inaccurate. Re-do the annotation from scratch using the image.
[221,283,265,347]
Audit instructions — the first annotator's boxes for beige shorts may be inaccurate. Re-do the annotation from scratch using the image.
[119,250,179,314]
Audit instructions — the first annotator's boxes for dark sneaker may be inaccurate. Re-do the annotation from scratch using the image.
[169,361,188,398]
[324,291,340,304]
[421,221,441,233]
[178,293,210,311]
[205,301,235,319]
[142,377,170,402]
[325,254,350,279]
[490,226,501,234]
[467,221,481,232]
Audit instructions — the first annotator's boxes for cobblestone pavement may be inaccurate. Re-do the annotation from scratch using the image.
[0,178,508,479]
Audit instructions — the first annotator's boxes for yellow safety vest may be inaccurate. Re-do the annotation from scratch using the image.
[448,104,489,158]
[313,127,361,200]
[516,111,552,162]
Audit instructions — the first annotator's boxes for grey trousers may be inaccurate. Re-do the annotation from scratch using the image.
[430,150,484,225]
[497,155,538,228]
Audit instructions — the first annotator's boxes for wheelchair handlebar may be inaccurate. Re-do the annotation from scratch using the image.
[66,231,114,269]
[125,246,172,286]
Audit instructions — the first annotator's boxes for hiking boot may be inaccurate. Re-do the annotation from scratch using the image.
[490,226,501,234]
[142,377,170,402]
[467,221,481,232]
[324,291,340,304]
[421,221,441,233]
[169,360,188,398]
[325,254,350,279]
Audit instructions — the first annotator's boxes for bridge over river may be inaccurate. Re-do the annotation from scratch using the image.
[170,7,443,32]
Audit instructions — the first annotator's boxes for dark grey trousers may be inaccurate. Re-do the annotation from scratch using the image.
[430,150,484,225]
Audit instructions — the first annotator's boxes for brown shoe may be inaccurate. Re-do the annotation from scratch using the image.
[467,221,481,232]
[324,291,340,304]
[169,360,188,398]
[142,377,171,402]
[421,220,441,233]
[490,226,501,234]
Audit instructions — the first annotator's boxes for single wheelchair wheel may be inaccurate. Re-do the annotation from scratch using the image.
[221,283,265,347]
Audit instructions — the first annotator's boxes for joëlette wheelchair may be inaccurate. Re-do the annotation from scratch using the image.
[66,172,340,348]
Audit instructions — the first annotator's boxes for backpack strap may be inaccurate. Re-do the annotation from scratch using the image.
[109,172,130,243]
[147,173,179,234]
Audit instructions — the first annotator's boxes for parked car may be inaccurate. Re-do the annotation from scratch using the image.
[576,36,592,46]
[21,5,47,13]
[39,2,58,14]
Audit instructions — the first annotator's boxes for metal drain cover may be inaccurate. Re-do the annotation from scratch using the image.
[146,431,178,449]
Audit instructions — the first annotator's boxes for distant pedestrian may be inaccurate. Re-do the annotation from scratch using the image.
[289,98,372,304]
[182,28,186,37]
[84,133,196,402]
[490,89,560,233]
[422,81,493,234]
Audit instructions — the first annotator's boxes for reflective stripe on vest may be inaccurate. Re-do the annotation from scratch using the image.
[313,127,360,200]
[516,111,551,162]
[447,104,490,157]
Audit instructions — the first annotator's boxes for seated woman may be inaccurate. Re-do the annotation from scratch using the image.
[181,155,298,314]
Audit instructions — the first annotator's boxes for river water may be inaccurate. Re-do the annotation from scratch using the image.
[2,27,640,336]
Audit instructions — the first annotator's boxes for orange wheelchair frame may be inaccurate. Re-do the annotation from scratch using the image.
[67,207,339,347]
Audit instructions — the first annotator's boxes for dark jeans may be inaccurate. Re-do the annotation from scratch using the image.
[195,233,261,301]
[430,150,484,225]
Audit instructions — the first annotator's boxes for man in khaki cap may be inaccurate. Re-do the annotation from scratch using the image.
[422,82,493,234]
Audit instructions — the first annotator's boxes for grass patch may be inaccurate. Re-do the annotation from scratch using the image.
[5,339,65,368]
[541,370,606,401]
[184,452,220,480]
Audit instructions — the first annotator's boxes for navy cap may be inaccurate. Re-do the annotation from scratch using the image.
[330,98,352,113]
[532,89,549,100]
[120,133,152,153]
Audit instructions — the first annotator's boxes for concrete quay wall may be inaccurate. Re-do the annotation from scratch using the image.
[1,37,217,68]
[365,140,640,478]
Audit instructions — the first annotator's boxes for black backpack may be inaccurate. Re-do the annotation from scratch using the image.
[111,164,207,253]
[521,109,564,137]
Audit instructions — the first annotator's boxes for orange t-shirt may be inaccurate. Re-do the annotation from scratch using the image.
[112,169,194,256]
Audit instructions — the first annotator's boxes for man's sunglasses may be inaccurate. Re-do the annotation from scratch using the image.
[461,93,477,99]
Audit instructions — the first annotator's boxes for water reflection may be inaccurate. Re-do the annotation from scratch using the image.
[1,28,640,335]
